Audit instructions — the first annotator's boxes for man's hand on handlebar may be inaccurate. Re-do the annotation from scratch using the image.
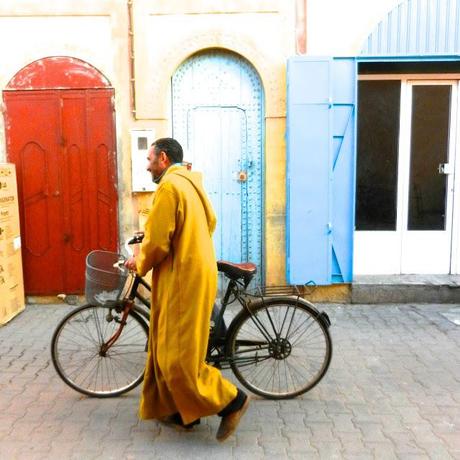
[123,232,144,271]
[124,256,137,271]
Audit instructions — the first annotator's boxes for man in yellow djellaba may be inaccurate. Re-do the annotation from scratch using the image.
[125,138,250,442]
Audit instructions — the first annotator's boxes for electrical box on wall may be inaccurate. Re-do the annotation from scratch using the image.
[131,129,155,192]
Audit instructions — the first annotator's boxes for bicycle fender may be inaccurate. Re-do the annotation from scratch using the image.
[294,298,332,329]
[318,311,331,329]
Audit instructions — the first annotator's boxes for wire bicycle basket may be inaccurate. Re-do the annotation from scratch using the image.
[85,250,129,306]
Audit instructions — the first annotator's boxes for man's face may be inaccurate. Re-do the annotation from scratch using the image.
[147,146,167,182]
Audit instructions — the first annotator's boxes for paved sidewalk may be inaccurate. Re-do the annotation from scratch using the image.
[1,303,459,459]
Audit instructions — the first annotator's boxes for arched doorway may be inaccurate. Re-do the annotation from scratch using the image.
[172,50,264,284]
[3,56,119,294]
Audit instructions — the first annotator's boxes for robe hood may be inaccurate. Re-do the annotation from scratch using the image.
[163,165,217,234]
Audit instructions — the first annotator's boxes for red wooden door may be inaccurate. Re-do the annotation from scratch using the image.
[3,89,118,294]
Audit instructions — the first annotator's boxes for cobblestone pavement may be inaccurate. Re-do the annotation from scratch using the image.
[1,303,460,459]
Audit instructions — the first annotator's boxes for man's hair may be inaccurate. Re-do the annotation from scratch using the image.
[152,138,183,164]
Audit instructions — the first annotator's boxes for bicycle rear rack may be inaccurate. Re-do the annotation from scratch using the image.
[246,281,316,298]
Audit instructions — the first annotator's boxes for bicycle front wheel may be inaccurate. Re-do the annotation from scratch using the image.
[227,298,332,399]
[51,304,148,397]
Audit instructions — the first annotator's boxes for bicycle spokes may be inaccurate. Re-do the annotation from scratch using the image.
[228,300,332,398]
[51,305,148,397]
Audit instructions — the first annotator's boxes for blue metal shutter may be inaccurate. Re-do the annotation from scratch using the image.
[286,57,357,285]
[330,59,357,283]
[286,57,332,285]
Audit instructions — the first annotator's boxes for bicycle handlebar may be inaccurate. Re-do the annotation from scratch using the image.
[127,232,144,245]
[124,232,145,257]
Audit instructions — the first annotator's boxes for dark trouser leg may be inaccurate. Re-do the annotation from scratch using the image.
[218,389,247,417]
[168,413,201,428]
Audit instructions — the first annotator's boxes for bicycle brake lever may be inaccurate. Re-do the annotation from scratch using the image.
[113,260,126,271]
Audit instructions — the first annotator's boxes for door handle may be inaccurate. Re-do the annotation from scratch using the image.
[438,163,453,175]
[63,233,71,243]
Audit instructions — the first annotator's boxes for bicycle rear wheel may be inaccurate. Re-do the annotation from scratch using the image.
[226,298,332,399]
[51,304,148,397]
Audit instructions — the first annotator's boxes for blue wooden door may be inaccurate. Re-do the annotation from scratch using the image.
[172,50,264,285]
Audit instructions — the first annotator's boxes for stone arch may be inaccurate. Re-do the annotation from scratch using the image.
[147,30,283,118]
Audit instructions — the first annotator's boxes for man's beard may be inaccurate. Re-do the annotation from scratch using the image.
[152,167,168,184]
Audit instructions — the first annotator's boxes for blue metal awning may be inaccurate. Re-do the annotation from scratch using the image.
[361,0,460,58]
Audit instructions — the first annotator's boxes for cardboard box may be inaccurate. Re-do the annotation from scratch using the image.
[0,163,25,326]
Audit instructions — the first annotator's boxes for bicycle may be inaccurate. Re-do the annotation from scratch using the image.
[51,234,332,399]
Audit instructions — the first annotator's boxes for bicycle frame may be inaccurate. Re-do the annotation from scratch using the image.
[100,269,252,364]
[129,275,151,308]
[101,266,329,372]
[126,269,250,325]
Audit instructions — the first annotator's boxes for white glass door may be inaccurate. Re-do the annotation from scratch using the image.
[401,81,457,273]
[354,78,459,275]
[354,79,402,274]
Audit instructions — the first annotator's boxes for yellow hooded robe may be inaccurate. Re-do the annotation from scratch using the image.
[136,165,237,424]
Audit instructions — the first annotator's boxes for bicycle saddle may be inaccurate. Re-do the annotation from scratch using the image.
[217,260,257,284]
